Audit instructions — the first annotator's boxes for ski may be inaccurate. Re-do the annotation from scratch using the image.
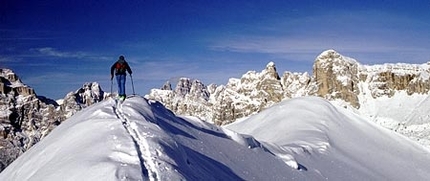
[127,94,138,98]
[112,94,138,106]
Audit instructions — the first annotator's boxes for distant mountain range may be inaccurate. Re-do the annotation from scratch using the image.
[1,49,430,172]
[146,49,430,149]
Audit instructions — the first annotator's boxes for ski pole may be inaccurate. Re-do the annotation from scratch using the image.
[130,74,135,95]
[110,79,113,97]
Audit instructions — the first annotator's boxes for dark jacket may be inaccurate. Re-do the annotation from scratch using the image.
[111,59,132,76]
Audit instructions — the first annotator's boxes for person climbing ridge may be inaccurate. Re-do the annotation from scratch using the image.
[111,55,132,100]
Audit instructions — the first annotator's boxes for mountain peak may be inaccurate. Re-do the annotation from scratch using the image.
[315,49,358,66]
[266,61,275,68]
[263,61,280,80]
[0,68,34,96]
[317,49,340,59]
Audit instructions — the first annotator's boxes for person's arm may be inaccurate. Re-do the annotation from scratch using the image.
[110,63,116,80]
[126,62,132,75]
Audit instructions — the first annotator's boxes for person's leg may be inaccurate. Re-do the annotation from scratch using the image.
[121,74,126,96]
[116,75,124,96]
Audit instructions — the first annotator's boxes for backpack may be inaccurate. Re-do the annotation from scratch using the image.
[115,61,127,74]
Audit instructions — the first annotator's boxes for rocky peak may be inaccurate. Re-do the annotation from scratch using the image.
[316,49,341,62]
[60,82,108,118]
[0,69,62,171]
[147,49,430,125]
[316,49,357,63]
[1,69,19,82]
[78,82,105,105]
[262,61,280,80]
[175,78,192,97]
[0,70,111,171]
[147,62,306,125]
[161,81,172,90]
[0,69,35,96]
[281,71,314,98]
[172,78,209,101]
[189,79,210,101]
[146,77,212,122]
[313,49,430,107]
[313,49,360,108]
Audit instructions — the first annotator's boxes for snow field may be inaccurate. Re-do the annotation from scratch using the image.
[227,96,430,180]
[0,96,304,180]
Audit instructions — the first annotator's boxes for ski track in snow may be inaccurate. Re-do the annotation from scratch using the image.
[113,99,159,181]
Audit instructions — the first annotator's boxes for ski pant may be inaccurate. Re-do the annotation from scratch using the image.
[116,74,126,96]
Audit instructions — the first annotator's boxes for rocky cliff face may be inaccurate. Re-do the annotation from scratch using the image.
[314,50,430,106]
[148,78,213,122]
[0,69,61,171]
[359,63,430,98]
[208,62,297,125]
[313,50,361,108]
[0,69,107,171]
[147,50,430,125]
[60,82,108,118]
[147,62,314,125]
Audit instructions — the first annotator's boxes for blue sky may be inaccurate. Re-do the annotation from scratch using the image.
[1,0,430,99]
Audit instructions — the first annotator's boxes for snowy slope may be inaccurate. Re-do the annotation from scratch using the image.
[356,87,430,148]
[227,96,430,180]
[0,96,303,180]
[2,96,430,180]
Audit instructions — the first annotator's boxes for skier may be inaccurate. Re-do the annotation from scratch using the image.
[110,55,132,100]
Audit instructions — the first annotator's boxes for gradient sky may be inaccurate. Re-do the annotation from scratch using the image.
[1,0,430,99]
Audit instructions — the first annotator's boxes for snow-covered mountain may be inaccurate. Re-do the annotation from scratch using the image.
[147,61,313,125]
[147,49,430,149]
[0,69,61,171]
[148,50,430,124]
[314,49,430,108]
[1,96,430,180]
[2,49,430,177]
[59,82,109,118]
[0,69,108,171]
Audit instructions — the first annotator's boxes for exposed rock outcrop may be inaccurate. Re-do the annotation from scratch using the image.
[359,63,430,98]
[60,82,108,118]
[0,69,61,171]
[313,49,360,108]
[0,69,108,171]
[147,50,430,125]
[0,69,34,96]
[147,62,314,125]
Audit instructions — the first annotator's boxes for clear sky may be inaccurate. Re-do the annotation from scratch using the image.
[1,0,430,99]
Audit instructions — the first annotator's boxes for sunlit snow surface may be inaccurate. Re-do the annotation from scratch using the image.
[0,96,299,180]
[2,96,430,180]
[227,96,430,180]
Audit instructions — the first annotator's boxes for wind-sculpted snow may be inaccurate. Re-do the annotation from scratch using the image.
[227,96,430,180]
[0,96,303,180]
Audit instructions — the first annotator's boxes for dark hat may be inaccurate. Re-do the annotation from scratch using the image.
[119,55,125,60]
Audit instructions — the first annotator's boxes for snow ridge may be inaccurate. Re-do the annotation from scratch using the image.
[113,99,155,180]
[0,96,305,180]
